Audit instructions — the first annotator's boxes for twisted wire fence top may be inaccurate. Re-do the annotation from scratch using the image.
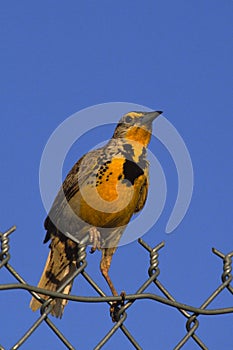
[0,226,232,350]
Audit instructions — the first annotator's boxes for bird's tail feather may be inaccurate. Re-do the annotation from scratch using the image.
[30,236,77,318]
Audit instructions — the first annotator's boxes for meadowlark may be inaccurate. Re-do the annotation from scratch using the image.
[30,110,162,318]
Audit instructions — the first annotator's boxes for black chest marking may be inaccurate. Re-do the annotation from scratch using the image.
[122,159,144,186]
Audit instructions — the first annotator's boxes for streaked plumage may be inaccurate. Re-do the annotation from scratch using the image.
[30,110,162,317]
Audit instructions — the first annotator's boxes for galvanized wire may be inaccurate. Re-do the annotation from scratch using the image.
[0,226,232,349]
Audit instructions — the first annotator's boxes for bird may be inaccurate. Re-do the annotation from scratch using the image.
[30,110,162,318]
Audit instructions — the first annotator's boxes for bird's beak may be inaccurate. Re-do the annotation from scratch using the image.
[142,111,163,124]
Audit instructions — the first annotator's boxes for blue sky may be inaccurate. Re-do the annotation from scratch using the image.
[1,1,232,349]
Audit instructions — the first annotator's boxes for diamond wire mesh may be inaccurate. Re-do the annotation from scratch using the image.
[0,226,232,350]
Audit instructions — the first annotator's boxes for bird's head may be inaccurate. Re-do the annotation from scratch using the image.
[113,111,162,146]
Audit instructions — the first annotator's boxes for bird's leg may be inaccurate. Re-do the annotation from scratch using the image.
[89,227,101,253]
[100,247,118,295]
[100,247,124,321]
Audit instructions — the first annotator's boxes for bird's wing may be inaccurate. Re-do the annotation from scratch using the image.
[44,149,103,241]
[32,150,104,316]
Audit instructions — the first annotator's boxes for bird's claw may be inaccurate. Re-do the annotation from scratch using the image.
[110,291,126,322]
[89,227,101,253]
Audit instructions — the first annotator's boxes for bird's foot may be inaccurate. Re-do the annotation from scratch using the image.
[89,227,101,253]
[110,291,126,322]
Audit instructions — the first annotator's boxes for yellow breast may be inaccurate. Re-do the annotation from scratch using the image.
[68,157,146,228]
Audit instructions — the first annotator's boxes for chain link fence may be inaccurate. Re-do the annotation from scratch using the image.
[0,226,232,349]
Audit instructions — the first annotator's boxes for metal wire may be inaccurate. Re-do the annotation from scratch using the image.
[0,226,232,349]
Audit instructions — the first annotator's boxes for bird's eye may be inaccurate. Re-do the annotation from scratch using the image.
[125,115,133,123]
